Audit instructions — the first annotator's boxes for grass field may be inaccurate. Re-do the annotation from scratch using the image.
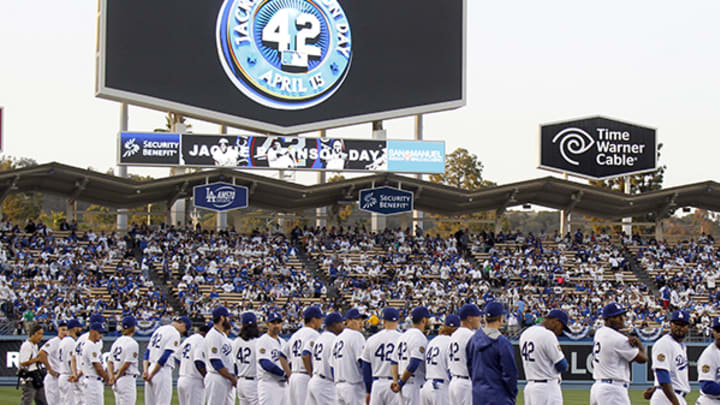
[0,387,701,404]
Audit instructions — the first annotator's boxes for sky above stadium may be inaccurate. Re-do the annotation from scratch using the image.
[1,1,719,189]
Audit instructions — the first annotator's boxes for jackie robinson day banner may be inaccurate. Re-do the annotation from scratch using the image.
[118,132,445,174]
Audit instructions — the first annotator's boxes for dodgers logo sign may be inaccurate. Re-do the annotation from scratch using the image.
[359,187,413,216]
[193,182,249,212]
[216,0,352,110]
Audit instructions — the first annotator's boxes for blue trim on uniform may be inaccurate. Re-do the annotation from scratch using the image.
[144,349,150,361]
[210,359,225,371]
[390,360,398,366]
[406,358,421,373]
[655,369,671,385]
[278,352,287,359]
[260,359,285,377]
[701,380,720,396]
[554,358,568,373]
[194,360,206,374]
[302,350,312,357]
[360,360,372,393]
[157,349,173,366]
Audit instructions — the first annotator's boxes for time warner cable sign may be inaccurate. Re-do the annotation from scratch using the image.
[539,117,657,180]
[359,187,413,215]
[193,182,249,212]
[96,0,465,134]
[119,132,445,174]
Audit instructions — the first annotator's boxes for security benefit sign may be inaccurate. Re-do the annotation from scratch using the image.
[539,117,657,180]
[358,187,413,216]
[193,182,249,212]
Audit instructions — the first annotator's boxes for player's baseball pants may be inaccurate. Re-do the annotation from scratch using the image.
[289,372,311,405]
[145,367,173,405]
[76,375,87,405]
[590,381,631,405]
[205,373,234,405]
[84,377,104,405]
[448,378,472,405]
[697,394,720,405]
[177,376,205,405]
[369,379,398,405]
[59,374,74,404]
[420,379,449,405]
[237,377,259,405]
[650,389,688,405]
[523,380,562,405]
[112,375,137,405]
[43,374,59,404]
[398,382,421,405]
[258,379,288,405]
[336,381,365,405]
[305,375,336,405]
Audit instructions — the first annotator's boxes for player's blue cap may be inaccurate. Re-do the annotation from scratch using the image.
[241,312,257,326]
[325,312,345,326]
[267,312,283,323]
[67,319,83,330]
[212,306,230,319]
[382,308,400,321]
[411,306,431,322]
[177,316,192,331]
[670,310,690,324]
[547,309,571,331]
[459,304,482,320]
[345,308,367,320]
[90,322,106,333]
[485,302,507,318]
[121,316,136,329]
[712,317,720,329]
[89,314,105,324]
[303,306,324,320]
[602,302,627,319]
[445,315,461,327]
[57,320,68,328]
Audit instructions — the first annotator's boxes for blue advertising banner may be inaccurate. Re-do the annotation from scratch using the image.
[193,182,248,212]
[358,187,414,215]
[386,140,445,174]
[119,132,181,165]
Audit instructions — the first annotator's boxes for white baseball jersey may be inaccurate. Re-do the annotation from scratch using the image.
[697,342,720,399]
[652,334,690,394]
[309,331,336,378]
[330,329,365,383]
[58,336,76,375]
[74,332,90,373]
[592,326,639,383]
[394,328,427,383]
[448,327,473,377]
[256,333,287,381]
[233,337,257,377]
[109,336,139,376]
[80,339,103,377]
[360,329,401,378]
[177,333,208,379]
[519,325,565,381]
[148,325,181,369]
[40,336,63,373]
[288,326,320,373]
[206,327,234,374]
[212,147,238,166]
[425,335,450,380]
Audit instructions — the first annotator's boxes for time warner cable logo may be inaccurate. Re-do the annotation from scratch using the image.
[552,128,594,166]
[216,0,352,110]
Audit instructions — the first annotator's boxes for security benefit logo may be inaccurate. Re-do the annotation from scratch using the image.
[119,133,181,165]
[216,0,352,110]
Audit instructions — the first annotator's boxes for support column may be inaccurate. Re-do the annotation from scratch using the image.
[622,176,632,236]
[371,122,387,233]
[117,103,129,231]
[65,199,75,223]
[170,119,188,227]
[216,125,228,231]
[413,115,424,234]
[655,219,664,241]
[560,173,569,235]
[494,209,504,234]
[316,130,327,229]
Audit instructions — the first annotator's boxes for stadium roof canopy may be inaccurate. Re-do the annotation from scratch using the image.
[0,162,718,219]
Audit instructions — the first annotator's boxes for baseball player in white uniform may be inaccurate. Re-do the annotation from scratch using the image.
[590,302,648,405]
[331,308,367,405]
[306,312,345,405]
[288,306,324,405]
[519,309,571,405]
[650,310,691,405]
[697,317,720,405]
[143,316,191,405]
[212,138,239,166]
[39,320,68,404]
[257,311,290,405]
[176,323,211,405]
[361,308,401,405]
[234,313,260,405]
[72,314,105,405]
[391,306,431,405]
[108,316,139,405]
[80,322,110,405]
[58,319,82,404]
[206,306,238,405]
[448,304,482,405]
[420,314,459,405]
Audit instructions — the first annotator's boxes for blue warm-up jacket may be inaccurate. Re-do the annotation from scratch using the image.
[466,327,518,405]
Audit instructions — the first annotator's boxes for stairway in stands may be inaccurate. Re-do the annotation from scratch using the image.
[294,240,346,308]
[147,261,185,316]
[622,246,659,296]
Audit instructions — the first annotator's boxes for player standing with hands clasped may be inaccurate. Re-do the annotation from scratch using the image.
[649,310,691,405]
[143,316,191,405]
[287,306,324,405]
[80,322,110,405]
[38,320,68,404]
[360,307,401,405]
[590,302,648,405]
[108,316,139,405]
[256,311,290,405]
[206,306,238,405]
[391,306,431,405]
[696,317,720,404]
[448,303,482,405]
[176,323,210,405]
[518,309,571,405]
[331,308,367,405]
[419,314,459,405]
[306,312,345,405]
[233,312,260,405]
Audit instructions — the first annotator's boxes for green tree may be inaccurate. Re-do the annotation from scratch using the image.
[0,157,42,223]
